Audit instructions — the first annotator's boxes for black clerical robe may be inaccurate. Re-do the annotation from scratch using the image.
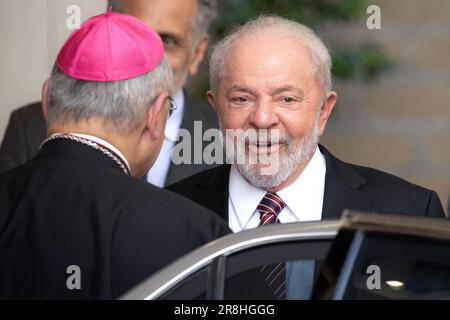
[0,138,230,299]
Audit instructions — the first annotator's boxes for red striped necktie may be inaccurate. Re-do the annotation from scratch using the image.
[258,192,286,225]
[257,192,287,299]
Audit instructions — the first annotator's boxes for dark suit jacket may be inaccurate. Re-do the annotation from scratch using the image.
[0,94,219,185]
[0,139,230,299]
[168,145,445,220]
[0,102,45,172]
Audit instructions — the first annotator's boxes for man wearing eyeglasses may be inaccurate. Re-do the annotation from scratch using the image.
[0,0,219,187]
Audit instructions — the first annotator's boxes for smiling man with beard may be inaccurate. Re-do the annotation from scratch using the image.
[170,16,445,220]
[169,15,445,226]
[167,15,445,300]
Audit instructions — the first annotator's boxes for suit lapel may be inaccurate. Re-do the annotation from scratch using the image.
[195,165,231,221]
[313,145,373,286]
[319,145,373,220]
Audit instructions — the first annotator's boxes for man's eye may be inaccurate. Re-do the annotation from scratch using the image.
[282,97,294,103]
[160,35,178,48]
[231,97,248,103]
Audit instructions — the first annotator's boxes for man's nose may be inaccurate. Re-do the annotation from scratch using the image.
[249,97,279,129]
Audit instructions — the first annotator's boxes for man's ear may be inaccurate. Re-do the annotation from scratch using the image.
[146,91,169,139]
[206,90,217,111]
[318,91,337,136]
[188,34,209,76]
[41,79,49,120]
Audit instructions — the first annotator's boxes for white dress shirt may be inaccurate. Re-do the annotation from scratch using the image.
[228,147,326,232]
[146,90,185,187]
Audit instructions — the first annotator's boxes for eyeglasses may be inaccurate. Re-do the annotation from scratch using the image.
[167,96,178,119]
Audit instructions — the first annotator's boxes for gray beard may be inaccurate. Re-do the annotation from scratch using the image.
[223,118,320,190]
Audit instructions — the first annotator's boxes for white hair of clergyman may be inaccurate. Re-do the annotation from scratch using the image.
[209,15,332,94]
[46,57,173,134]
[108,0,217,42]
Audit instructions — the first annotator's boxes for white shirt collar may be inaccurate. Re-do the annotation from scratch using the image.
[277,147,326,222]
[229,147,326,229]
[229,165,267,229]
[52,133,131,172]
[165,90,185,142]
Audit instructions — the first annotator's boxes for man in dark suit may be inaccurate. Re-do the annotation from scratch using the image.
[0,10,229,299]
[168,15,445,299]
[0,0,219,186]
[169,15,445,222]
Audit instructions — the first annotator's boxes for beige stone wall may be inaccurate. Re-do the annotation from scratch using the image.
[320,0,450,214]
[0,0,106,139]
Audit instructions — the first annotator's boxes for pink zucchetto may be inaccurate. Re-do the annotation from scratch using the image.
[56,7,164,82]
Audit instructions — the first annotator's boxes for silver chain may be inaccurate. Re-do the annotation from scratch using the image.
[39,134,130,175]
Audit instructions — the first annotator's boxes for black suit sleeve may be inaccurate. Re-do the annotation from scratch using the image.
[0,110,28,174]
[426,190,446,218]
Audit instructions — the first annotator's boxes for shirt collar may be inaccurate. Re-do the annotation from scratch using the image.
[165,90,185,142]
[229,146,326,227]
[277,147,326,222]
[54,133,131,172]
[229,165,267,229]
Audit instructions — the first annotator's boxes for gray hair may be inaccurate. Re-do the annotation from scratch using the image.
[46,57,173,134]
[108,0,217,42]
[209,15,332,93]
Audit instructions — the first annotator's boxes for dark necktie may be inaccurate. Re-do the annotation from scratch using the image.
[257,192,287,299]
